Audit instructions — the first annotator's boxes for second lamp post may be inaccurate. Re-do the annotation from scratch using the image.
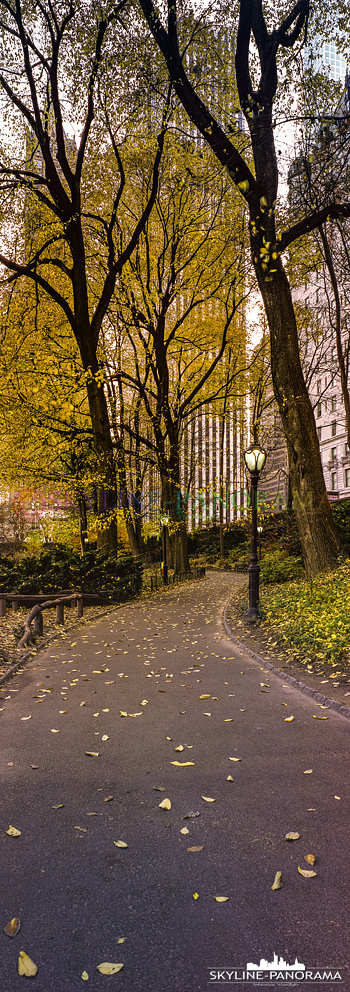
[243,442,266,622]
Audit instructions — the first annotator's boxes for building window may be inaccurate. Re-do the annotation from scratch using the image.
[317,403,322,418]
[317,426,322,441]
[346,468,350,487]
[331,421,336,437]
[345,442,349,457]
[331,446,336,461]
[332,473,337,491]
[331,396,336,411]
[317,379,321,395]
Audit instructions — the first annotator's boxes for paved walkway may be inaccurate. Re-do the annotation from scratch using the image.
[1,572,350,991]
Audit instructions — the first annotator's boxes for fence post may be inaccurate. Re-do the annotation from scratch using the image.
[34,611,43,636]
[0,597,6,617]
[56,602,64,624]
[77,596,83,618]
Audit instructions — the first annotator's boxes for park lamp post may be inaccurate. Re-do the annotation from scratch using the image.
[243,443,267,621]
[160,514,169,585]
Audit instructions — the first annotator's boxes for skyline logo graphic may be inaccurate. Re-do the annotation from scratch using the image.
[208,951,344,983]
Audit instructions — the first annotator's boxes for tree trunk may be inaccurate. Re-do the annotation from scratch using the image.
[85,373,118,553]
[256,262,341,577]
[77,495,88,554]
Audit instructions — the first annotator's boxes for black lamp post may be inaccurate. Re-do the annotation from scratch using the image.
[243,442,267,622]
[160,515,169,585]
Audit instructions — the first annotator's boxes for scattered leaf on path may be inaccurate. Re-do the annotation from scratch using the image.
[313,715,328,720]
[117,938,126,944]
[227,775,234,782]
[180,827,189,835]
[303,769,313,774]
[199,694,210,699]
[18,951,38,977]
[4,917,21,937]
[298,865,317,877]
[153,786,165,792]
[85,752,99,757]
[304,854,316,865]
[81,971,89,981]
[214,896,229,902]
[285,832,300,841]
[104,796,113,802]
[6,825,21,837]
[159,798,172,810]
[101,735,109,742]
[120,711,128,717]
[96,963,124,975]
[187,846,204,852]
[175,745,184,752]
[52,804,64,810]
[114,840,128,848]
[21,716,31,721]
[229,757,241,762]
[285,716,294,722]
[192,892,199,900]
[271,871,283,890]
[201,796,215,802]
[51,729,60,733]
[140,700,148,706]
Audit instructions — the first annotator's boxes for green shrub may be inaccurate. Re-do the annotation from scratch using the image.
[331,499,350,552]
[0,546,143,600]
[260,548,305,584]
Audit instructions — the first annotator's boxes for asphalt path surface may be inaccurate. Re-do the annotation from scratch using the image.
[1,572,350,991]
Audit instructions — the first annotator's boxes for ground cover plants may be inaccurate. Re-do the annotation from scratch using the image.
[0,547,143,600]
[259,558,350,668]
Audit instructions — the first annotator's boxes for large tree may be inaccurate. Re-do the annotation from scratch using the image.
[137,0,350,576]
[0,0,170,550]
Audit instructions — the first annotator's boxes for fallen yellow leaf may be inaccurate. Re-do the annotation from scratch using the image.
[52,804,64,810]
[313,715,328,720]
[114,840,128,848]
[85,751,99,757]
[6,825,21,837]
[285,716,294,722]
[21,716,31,721]
[304,854,316,865]
[214,896,229,902]
[303,769,313,774]
[227,775,234,782]
[285,831,300,841]
[4,917,21,937]
[193,892,200,900]
[201,796,215,802]
[180,827,189,835]
[271,871,282,890]
[298,865,317,877]
[175,745,184,752]
[101,735,109,741]
[18,951,38,977]
[229,757,241,762]
[81,971,89,981]
[199,694,210,699]
[159,798,172,810]
[117,938,126,944]
[120,711,128,717]
[51,729,60,733]
[188,845,204,852]
[140,700,148,706]
[96,963,124,975]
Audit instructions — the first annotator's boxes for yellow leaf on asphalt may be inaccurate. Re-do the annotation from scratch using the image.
[334,795,341,800]
[140,700,148,706]
[285,832,300,841]
[203,712,211,716]
[6,825,21,837]
[285,716,294,722]
[193,892,200,900]
[201,796,215,802]
[51,729,60,733]
[4,917,21,937]
[298,865,317,877]
[128,713,142,717]
[102,709,109,712]
[96,963,124,974]
[180,827,189,834]
[188,846,204,852]
[271,871,282,890]
[304,854,316,865]
[227,775,234,782]
[59,711,67,714]
[101,735,109,741]
[81,971,89,981]
[303,769,313,774]
[229,757,241,762]
[175,745,184,752]
[117,938,126,944]
[114,840,128,848]
[313,715,328,720]
[120,711,128,717]
[52,804,64,809]
[85,751,99,757]
[104,796,114,802]
[159,798,172,809]
[21,716,31,721]
[166,737,172,741]
[199,694,210,699]
[170,761,195,766]
[18,951,38,976]
[214,896,229,902]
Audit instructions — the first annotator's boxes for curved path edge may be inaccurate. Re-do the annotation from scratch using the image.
[223,600,350,722]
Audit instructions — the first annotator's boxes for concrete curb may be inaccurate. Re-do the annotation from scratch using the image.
[223,603,350,722]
